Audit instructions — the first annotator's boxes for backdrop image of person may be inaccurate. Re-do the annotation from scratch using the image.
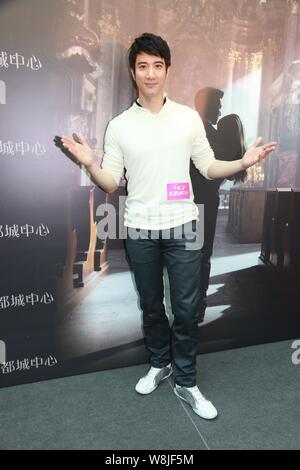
[190,88,247,324]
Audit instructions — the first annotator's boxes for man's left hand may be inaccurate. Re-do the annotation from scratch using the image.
[241,137,277,170]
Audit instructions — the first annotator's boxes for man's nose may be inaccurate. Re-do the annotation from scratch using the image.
[146,67,155,78]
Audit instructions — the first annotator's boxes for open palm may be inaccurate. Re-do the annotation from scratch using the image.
[61,133,94,167]
[241,137,277,169]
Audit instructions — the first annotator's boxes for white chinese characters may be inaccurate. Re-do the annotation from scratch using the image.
[0,140,46,156]
[0,292,54,310]
[1,355,58,374]
[0,224,50,238]
[0,51,42,71]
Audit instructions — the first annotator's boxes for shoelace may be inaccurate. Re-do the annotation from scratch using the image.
[148,365,170,378]
[147,367,163,378]
[186,386,208,403]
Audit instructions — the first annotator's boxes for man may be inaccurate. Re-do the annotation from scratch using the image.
[190,87,225,323]
[61,33,276,420]
[191,90,248,323]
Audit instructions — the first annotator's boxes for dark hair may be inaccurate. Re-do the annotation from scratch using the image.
[128,33,171,70]
[195,87,224,106]
[217,114,247,184]
[194,87,224,123]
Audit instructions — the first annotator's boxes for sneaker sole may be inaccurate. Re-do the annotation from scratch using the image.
[135,368,173,395]
[174,388,218,420]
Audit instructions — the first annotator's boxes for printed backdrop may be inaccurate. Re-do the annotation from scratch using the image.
[0,0,299,387]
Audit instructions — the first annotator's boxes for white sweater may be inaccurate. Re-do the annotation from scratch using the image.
[101,98,216,230]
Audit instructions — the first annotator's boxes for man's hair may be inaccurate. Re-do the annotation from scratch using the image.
[195,87,224,110]
[195,87,224,122]
[128,33,171,70]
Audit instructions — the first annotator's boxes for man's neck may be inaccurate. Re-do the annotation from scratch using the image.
[138,94,166,114]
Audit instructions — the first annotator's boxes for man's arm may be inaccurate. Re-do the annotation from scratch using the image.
[207,137,277,180]
[85,160,118,193]
[61,133,119,193]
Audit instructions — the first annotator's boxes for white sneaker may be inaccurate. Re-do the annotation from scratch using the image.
[174,384,218,420]
[135,364,172,395]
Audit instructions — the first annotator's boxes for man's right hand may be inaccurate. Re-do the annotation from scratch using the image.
[57,132,118,194]
[61,133,94,169]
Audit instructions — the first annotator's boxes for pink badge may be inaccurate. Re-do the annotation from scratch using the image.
[167,182,190,200]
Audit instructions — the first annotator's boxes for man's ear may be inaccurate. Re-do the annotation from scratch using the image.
[130,68,136,82]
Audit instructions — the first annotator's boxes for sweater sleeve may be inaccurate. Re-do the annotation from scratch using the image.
[190,112,216,180]
[101,122,124,185]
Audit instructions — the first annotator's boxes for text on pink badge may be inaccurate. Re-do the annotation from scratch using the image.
[167,182,190,200]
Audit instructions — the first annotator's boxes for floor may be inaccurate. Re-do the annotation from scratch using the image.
[0,339,299,450]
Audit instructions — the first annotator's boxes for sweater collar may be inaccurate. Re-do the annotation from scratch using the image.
[132,97,171,116]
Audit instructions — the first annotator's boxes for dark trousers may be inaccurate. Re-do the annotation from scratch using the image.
[125,222,201,387]
[198,196,219,316]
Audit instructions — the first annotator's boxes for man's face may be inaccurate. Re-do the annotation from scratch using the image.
[208,97,222,125]
[131,52,169,99]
